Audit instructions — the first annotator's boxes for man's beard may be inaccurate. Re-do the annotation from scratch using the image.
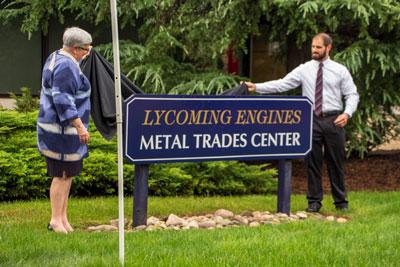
[311,50,326,60]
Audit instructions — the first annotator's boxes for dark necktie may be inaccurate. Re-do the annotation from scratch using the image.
[314,62,323,116]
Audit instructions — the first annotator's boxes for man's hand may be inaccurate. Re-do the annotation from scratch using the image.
[241,81,256,92]
[334,113,350,128]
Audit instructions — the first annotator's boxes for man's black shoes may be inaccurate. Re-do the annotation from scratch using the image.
[336,206,349,212]
[306,203,321,212]
[305,203,348,213]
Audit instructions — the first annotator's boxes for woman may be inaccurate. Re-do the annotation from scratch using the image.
[37,27,92,233]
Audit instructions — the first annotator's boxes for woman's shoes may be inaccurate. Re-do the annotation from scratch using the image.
[63,222,74,232]
[47,223,68,234]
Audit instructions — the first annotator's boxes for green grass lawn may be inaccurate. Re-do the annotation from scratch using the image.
[1,192,399,266]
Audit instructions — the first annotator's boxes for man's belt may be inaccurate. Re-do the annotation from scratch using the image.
[314,110,342,118]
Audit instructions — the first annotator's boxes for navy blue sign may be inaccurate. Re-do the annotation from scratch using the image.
[124,95,312,163]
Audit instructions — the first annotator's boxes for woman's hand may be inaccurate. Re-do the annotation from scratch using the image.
[77,126,90,144]
[70,118,90,144]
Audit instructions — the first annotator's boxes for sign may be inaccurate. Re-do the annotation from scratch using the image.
[124,95,312,163]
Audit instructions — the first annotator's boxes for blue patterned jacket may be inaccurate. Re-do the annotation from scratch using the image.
[37,50,91,161]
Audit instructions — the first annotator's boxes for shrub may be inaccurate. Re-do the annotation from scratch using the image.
[0,110,278,200]
[149,165,194,196]
[9,87,39,113]
[0,149,48,201]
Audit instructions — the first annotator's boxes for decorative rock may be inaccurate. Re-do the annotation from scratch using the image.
[110,218,129,228]
[296,212,308,219]
[211,217,224,226]
[197,216,209,222]
[187,220,199,229]
[215,209,234,218]
[166,214,186,226]
[134,225,147,231]
[247,216,256,223]
[220,219,232,226]
[159,222,168,229]
[276,213,289,218]
[89,208,340,233]
[240,210,253,217]
[326,216,335,221]
[147,216,160,225]
[213,216,224,224]
[146,225,158,231]
[88,225,118,232]
[272,218,281,224]
[262,221,273,225]
[233,215,249,225]
[260,214,274,221]
[249,222,260,227]
[198,220,216,229]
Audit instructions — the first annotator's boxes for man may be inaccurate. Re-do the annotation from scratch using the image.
[244,33,359,212]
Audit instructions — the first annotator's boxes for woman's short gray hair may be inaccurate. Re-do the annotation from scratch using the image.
[63,27,92,48]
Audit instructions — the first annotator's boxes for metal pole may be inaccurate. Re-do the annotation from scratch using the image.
[109,0,124,265]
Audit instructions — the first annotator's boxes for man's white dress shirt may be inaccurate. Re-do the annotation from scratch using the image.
[255,58,359,117]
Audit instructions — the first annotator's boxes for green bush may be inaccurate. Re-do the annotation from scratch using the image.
[0,110,278,200]
[0,149,48,200]
[147,161,278,196]
[9,87,39,113]
[149,165,194,196]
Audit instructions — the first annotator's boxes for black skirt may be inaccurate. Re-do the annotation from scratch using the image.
[45,157,83,177]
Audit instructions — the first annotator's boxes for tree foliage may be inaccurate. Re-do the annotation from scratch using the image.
[1,0,400,157]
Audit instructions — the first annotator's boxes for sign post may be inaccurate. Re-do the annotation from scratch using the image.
[125,95,312,224]
[133,164,149,227]
[278,159,292,214]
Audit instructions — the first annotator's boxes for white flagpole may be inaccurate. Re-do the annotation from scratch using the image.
[109,0,125,265]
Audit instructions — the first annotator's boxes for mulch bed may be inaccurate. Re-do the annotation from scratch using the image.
[290,152,400,194]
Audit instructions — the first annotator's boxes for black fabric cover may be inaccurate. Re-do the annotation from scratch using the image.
[80,49,249,140]
[220,83,249,96]
[80,49,143,140]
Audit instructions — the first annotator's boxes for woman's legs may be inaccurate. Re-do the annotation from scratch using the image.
[49,175,70,233]
[62,177,74,232]
[47,157,81,233]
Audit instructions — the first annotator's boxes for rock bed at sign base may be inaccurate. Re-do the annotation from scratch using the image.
[87,208,348,232]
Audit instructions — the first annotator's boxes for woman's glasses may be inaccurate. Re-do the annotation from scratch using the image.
[77,46,90,52]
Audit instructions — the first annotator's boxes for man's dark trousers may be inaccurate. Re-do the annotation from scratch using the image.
[305,113,348,208]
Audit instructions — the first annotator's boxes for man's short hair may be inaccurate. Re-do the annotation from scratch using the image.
[313,33,332,46]
[63,27,92,48]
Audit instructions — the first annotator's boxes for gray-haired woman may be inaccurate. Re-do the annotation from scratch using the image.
[37,27,92,233]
